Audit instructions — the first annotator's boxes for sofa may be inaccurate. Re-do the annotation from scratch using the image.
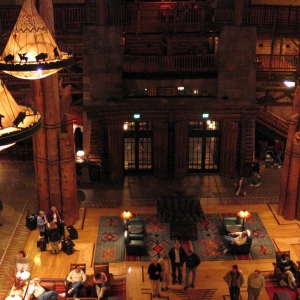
[25,278,67,300]
[157,194,204,222]
[124,218,147,256]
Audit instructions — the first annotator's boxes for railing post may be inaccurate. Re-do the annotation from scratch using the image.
[137,6,141,34]
[96,0,106,26]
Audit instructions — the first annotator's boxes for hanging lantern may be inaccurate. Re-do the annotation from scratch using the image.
[0,80,41,146]
[0,0,72,80]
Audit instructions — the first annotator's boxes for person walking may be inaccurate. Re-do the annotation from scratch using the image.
[183,250,201,290]
[169,242,186,285]
[250,158,261,187]
[223,264,244,300]
[147,258,162,298]
[247,270,265,300]
[158,254,171,291]
[0,199,3,226]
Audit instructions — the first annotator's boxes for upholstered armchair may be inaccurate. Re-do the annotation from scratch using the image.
[222,216,243,234]
[227,229,252,255]
[272,251,299,286]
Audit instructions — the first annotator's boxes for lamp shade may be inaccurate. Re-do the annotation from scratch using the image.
[0,80,41,146]
[237,210,251,219]
[0,0,72,79]
[120,211,133,220]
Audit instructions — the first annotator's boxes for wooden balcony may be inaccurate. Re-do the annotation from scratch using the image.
[1,4,300,36]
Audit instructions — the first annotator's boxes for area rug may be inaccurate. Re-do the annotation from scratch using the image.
[94,213,276,263]
[262,271,298,300]
[171,288,217,300]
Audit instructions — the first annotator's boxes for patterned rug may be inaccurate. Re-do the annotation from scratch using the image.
[262,271,298,300]
[94,213,275,263]
[171,288,217,300]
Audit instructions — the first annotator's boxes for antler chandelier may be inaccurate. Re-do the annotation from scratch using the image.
[0,0,72,80]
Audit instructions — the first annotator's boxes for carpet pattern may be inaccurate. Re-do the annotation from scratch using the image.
[94,213,275,263]
[262,271,298,300]
[171,288,217,299]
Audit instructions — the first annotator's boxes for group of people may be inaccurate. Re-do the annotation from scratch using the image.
[224,266,265,300]
[15,250,108,300]
[147,242,201,298]
[37,206,65,254]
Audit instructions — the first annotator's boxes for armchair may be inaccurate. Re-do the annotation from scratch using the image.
[272,251,299,287]
[66,263,87,297]
[222,216,243,234]
[124,218,147,256]
[227,229,252,255]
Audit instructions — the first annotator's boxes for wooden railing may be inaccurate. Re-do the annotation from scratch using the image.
[1,5,300,34]
[256,106,288,137]
[123,54,216,72]
[256,54,297,70]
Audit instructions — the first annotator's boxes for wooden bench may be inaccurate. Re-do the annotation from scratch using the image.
[273,291,291,300]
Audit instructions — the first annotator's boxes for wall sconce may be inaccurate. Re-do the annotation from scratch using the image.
[236,210,251,231]
[0,0,72,80]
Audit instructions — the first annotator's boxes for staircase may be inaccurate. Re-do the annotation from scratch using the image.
[256,107,288,138]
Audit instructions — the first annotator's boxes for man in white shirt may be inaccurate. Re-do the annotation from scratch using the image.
[223,231,248,254]
[67,266,87,297]
[28,278,65,300]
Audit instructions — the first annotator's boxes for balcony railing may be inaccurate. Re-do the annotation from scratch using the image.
[1,5,300,34]
[256,54,297,70]
[123,55,216,72]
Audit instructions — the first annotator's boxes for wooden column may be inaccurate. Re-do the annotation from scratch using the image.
[234,0,244,26]
[278,88,300,217]
[32,80,49,211]
[284,132,300,220]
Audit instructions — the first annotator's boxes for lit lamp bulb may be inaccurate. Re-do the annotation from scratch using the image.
[76,150,85,163]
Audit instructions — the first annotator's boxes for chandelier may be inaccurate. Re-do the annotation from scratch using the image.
[0,0,72,80]
[0,79,41,146]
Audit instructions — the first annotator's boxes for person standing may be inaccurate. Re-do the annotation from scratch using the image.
[0,199,3,226]
[67,265,87,298]
[235,176,247,196]
[47,206,65,237]
[147,258,162,298]
[158,254,171,291]
[93,272,108,300]
[247,270,265,300]
[37,211,48,243]
[169,242,186,285]
[184,250,201,290]
[273,138,284,168]
[223,264,244,300]
[47,222,61,254]
[250,158,261,187]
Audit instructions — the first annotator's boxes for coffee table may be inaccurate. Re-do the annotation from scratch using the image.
[170,222,197,240]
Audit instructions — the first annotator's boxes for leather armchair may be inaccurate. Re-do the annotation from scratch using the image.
[272,251,299,286]
[227,229,252,255]
[222,216,243,234]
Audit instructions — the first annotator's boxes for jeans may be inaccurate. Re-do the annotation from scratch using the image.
[37,291,58,300]
[150,279,160,296]
[70,281,83,297]
[224,235,235,248]
[229,286,240,300]
[247,286,261,300]
[171,263,182,283]
[185,267,197,287]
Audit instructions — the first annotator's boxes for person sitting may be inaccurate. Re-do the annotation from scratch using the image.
[223,231,248,254]
[67,265,87,297]
[15,250,30,272]
[27,278,65,300]
[93,272,108,300]
[279,253,298,289]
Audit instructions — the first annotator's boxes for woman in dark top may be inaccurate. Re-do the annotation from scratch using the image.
[48,222,61,254]
[148,258,162,298]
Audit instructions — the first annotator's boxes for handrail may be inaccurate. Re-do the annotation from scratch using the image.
[123,54,216,72]
[256,106,288,137]
[2,5,300,32]
[256,54,297,70]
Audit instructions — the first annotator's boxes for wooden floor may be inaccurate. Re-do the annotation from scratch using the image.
[12,204,300,299]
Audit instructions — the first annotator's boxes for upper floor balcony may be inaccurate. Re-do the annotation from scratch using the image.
[1,4,300,37]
